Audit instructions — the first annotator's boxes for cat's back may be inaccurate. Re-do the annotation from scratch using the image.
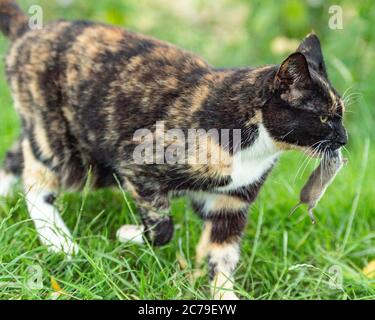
[5,19,213,129]
[5,19,216,182]
[6,19,211,89]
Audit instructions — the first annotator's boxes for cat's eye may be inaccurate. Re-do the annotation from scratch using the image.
[320,115,329,124]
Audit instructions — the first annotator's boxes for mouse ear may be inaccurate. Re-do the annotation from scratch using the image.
[297,33,328,78]
[274,52,311,90]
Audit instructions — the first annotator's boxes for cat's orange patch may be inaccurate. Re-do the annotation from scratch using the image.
[22,139,59,192]
[211,195,248,212]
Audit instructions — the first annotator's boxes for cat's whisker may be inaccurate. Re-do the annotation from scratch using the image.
[299,145,320,179]
[294,154,311,184]
[280,129,295,140]
[342,88,361,104]
[297,140,328,172]
[344,100,361,108]
[299,140,328,179]
[341,85,356,101]
[294,148,315,181]
[319,147,327,187]
[293,140,326,182]
[343,93,362,107]
[319,149,324,186]
[341,145,351,160]
[322,146,330,186]
[343,97,361,106]
[342,109,356,114]
[343,91,362,99]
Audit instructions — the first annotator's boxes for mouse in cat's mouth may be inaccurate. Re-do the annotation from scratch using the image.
[290,149,347,224]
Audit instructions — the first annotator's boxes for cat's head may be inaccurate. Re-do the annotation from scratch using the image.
[262,33,347,156]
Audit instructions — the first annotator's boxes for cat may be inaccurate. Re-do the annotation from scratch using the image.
[0,0,347,300]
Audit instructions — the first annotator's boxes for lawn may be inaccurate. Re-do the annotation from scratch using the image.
[0,0,374,299]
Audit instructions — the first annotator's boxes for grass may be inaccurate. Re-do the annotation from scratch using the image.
[0,0,374,300]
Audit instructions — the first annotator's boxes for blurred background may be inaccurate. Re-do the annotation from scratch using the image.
[0,0,374,299]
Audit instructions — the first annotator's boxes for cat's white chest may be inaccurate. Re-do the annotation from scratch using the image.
[218,125,280,192]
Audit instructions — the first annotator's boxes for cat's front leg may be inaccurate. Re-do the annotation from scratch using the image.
[206,212,247,300]
[192,194,249,300]
[117,205,174,246]
[209,241,241,300]
[117,179,174,246]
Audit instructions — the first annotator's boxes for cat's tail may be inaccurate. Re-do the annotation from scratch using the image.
[0,0,28,41]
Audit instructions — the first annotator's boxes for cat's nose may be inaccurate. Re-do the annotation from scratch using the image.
[337,136,347,146]
[332,127,348,149]
[337,128,348,146]
[338,130,348,146]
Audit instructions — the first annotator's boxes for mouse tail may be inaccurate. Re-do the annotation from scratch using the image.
[289,202,302,217]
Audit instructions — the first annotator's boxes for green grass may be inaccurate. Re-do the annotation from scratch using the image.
[0,0,374,300]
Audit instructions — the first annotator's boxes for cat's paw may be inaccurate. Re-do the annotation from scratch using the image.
[38,227,79,259]
[48,241,79,260]
[117,224,145,244]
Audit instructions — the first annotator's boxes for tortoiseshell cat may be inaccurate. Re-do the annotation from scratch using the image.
[0,0,347,299]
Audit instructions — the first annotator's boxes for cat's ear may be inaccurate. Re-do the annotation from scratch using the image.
[297,33,328,78]
[274,52,311,91]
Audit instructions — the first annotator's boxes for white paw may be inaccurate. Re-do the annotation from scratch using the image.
[213,291,240,300]
[0,172,17,198]
[117,224,145,244]
[38,227,79,258]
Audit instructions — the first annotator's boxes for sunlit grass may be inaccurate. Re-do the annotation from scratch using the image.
[0,145,374,299]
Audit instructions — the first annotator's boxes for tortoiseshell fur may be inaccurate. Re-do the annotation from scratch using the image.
[0,1,347,299]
